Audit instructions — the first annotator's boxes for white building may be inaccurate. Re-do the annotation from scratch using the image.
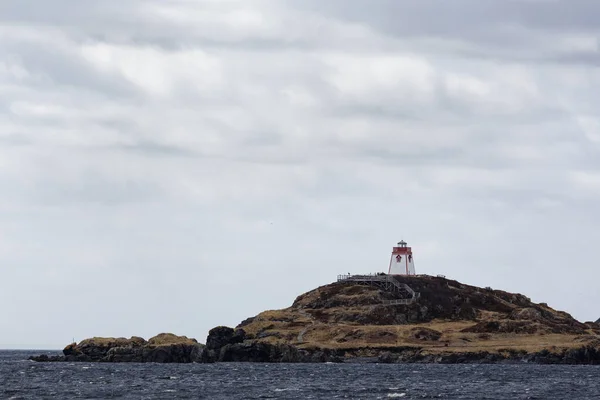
[387,240,416,275]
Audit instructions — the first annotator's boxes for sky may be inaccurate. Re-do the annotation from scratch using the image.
[1,0,600,349]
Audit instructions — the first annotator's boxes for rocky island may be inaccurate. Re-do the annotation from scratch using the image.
[31,275,600,364]
[30,333,203,363]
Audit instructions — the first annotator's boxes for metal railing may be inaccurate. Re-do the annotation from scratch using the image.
[383,292,421,305]
[336,274,420,305]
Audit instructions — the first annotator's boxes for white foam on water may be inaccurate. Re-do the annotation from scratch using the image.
[274,387,299,392]
[387,394,406,398]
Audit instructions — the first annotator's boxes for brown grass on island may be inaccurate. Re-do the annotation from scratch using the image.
[235,274,599,357]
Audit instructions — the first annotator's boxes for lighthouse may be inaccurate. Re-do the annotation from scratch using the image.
[388,240,416,275]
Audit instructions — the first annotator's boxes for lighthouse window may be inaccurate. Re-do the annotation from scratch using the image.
[408,255,413,262]
[396,255,402,262]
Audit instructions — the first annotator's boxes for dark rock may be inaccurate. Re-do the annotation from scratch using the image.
[562,346,600,364]
[409,327,442,341]
[368,345,600,365]
[462,320,542,334]
[200,329,350,363]
[256,331,283,339]
[377,351,399,363]
[207,341,305,363]
[202,327,250,362]
[205,326,246,350]
[28,354,65,362]
[237,316,256,327]
[510,308,542,321]
[105,346,144,363]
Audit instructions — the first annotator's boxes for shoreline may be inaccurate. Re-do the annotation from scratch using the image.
[28,339,600,365]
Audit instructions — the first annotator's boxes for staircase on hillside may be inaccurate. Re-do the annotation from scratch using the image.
[336,274,420,305]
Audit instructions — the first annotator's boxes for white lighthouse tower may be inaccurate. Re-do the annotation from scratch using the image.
[387,240,416,275]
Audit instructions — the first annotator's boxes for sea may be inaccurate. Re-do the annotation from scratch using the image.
[1,350,599,399]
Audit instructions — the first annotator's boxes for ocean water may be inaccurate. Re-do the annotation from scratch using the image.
[2,350,600,399]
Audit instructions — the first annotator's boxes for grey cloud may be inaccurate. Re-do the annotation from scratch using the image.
[0,0,142,25]
[109,141,199,158]
[2,0,600,349]
[289,0,600,36]
[0,133,30,146]
[354,145,468,166]
[0,42,140,98]
[33,171,163,206]
[288,0,600,64]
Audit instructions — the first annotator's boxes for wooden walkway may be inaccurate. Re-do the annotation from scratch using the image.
[336,274,420,305]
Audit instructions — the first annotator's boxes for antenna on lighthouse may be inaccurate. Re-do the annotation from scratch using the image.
[388,240,415,275]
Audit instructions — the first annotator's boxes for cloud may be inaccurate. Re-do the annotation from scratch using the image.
[1,0,600,348]
[288,0,600,63]
[80,43,224,96]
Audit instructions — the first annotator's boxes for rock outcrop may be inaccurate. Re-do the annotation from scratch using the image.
[199,326,342,363]
[30,333,203,363]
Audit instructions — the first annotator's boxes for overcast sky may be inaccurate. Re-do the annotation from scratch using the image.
[1,0,600,349]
